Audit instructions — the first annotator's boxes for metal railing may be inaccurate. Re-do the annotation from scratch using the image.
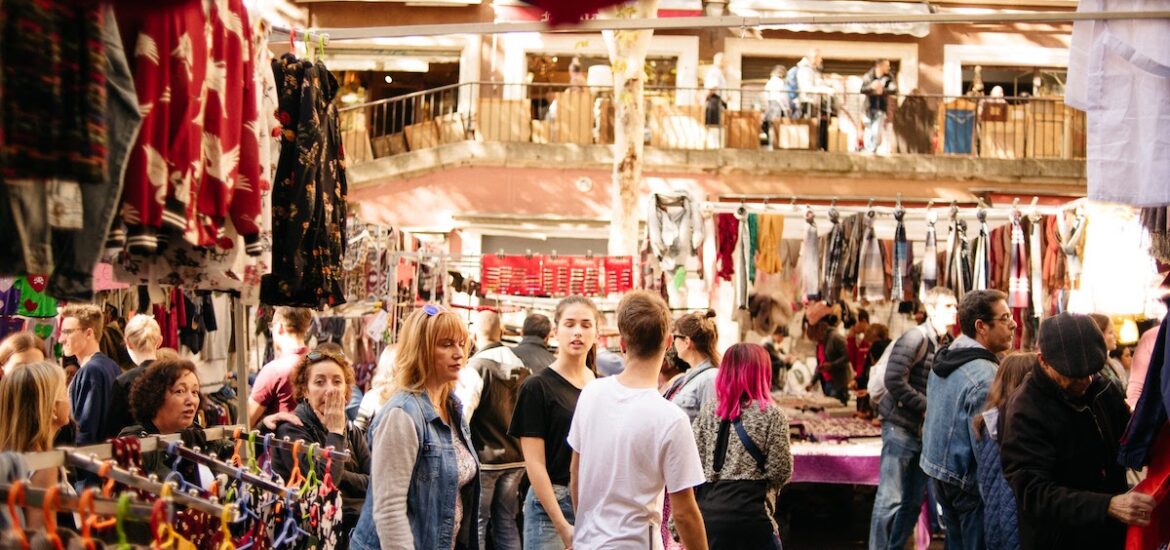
[338,81,1086,164]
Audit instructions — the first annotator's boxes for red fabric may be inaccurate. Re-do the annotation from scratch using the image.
[521,0,630,25]
[193,0,262,247]
[1128,423,1170,550]
[117,0,208,242]
[847,334,870,379]
[715,213,738,282]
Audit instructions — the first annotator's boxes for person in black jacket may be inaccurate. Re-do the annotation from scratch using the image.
[869,287,956,550]
[861,59,896,153]
[513,314,556,375]
[803,302,850,404]
[1001,313,1154,550]
[272,345,371,536]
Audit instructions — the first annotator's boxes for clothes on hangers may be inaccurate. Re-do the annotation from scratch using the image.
[858,215,885,302]
[1009,216,1030,308]
[1057,209,1088,288]
[734,210,751,309]
[747,213,759,283]
[841,213,864,293]
[821,213,846,303]
[891,209,909,301]
[971,215,991,291]
[1029,214,1045,317]
[923,213,938,290]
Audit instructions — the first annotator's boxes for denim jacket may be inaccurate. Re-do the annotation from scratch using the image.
[351,390,481,550]
[920,335,998,492]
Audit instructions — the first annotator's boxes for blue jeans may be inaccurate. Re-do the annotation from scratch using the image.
[869,423,930,550]
[478,468,524,550]
[934,478,984,550]
[865,109,886,153]
[523,484,574,550]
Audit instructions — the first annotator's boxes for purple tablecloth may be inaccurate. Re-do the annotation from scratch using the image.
[789,440,882,485]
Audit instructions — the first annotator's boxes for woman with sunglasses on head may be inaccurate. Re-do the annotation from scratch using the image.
[272,344,371,538]
[665,309,721,422]
[352,305,480,550]
[509,296,600,550]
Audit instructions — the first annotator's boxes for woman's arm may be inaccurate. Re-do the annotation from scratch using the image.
[521,437,574,547]
[370,408,419,549]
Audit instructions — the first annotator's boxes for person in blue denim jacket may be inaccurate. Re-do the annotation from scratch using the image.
[352,306,480,550]
[921,289,1013,550]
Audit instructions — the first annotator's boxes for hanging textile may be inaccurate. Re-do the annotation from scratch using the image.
[1009,214,1030,308]
[715,213,739,282]
[923,210,938,290]
[734,208,751,310]
[755,214,785,274]
[891,208,909,301]
[859,213,885,302]
[1078,203,1157,316]
[1029,214,1045,317]
[841,213,864,295]
[1142,206,1170,263]
[821,209,846,303]
[800,210,821,301]
[946,218,972,299]
[260,52,348,309]
[971,211,991,291]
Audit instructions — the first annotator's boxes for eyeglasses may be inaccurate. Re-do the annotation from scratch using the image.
[305,349,348,366]
[59,328,83,337]
[984,313,1014,324]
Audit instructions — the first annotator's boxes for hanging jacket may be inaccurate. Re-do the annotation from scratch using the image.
[648,192,704,273]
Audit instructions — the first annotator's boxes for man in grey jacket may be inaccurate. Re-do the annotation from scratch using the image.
[457,310,530,550]
[921,290,1014,550]
[869,287,957,550]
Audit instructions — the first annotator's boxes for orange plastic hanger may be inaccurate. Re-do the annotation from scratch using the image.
[6,480,28,550]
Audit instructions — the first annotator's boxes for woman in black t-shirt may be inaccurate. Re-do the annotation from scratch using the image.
[509,296,600,550]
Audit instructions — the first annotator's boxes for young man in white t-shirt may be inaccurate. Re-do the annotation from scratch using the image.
[568,291,709,550]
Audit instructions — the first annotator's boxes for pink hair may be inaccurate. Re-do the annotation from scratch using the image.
[715,343,772,421]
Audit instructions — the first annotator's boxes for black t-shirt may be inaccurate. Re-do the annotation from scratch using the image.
[508,367,581,486]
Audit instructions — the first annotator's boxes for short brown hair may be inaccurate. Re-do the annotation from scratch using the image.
[130,358,199,425]
[673,309,720,366]
[60,304,104,335]
[291,346,355,400]
[617,291,671,360]
[957,289,1008,338]
[274,307,313,336]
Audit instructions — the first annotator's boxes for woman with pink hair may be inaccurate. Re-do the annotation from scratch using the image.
[691,343,792,549]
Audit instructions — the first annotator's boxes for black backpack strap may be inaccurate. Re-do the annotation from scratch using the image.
[733,418,767,472]
[712,419,731,473]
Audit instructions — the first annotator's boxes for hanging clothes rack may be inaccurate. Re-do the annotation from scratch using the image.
[64,454,226,516]
[0,483,156,518]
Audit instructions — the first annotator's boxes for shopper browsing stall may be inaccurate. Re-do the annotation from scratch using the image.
[665,309,721,421]
[61,304,121,445]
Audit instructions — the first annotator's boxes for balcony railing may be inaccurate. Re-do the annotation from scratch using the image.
[338,81,1086,164]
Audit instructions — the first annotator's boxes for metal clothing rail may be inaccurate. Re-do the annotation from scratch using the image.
[230,429,352,461]
[268,10,1170,41]
[0,484,156,518]
[66,453,227,517]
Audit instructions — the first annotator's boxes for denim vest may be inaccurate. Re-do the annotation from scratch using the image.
[351,391,481,550]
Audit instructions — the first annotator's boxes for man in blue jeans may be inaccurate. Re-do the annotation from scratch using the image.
[922,290,1013,550]
[869,288,957,550]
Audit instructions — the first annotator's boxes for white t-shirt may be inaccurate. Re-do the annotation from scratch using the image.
[567,376,706,550]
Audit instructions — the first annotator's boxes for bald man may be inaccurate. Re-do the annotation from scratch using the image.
[457,310,531,550]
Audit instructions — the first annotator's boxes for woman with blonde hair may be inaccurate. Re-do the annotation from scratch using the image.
[0,361,71,529]
[352,305,480,550]
[355,344,398,431]
[0,332,46,377]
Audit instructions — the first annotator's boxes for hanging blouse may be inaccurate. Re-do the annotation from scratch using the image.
[1009,215,1030,308]
[800,212,821,301]
[858,213,885,302]
[821,210,846,303]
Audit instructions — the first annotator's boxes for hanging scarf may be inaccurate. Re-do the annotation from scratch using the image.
[1057,209,1087,287]
[859,214,885,301]
[891,209,909,301]
[941,215,956,290]
[1009,215,1029,308]
[947,219,971,299]
[822,211,846,302]
[747,213,759,283]
[800,212,821,301]
[971,213,991,291]
[923,211,938,290]
[735,209,751,310]
[841,213,865,294]
[714,213,738,281]
[1030,214,1045,317]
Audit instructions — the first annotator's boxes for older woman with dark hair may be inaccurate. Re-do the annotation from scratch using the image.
[272,345,371,536]
[123,358,215,485]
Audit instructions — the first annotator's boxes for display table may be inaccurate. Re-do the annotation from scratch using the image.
[790,439,882,485]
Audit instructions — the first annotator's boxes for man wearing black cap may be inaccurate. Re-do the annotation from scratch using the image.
[1001,312,1154,549]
